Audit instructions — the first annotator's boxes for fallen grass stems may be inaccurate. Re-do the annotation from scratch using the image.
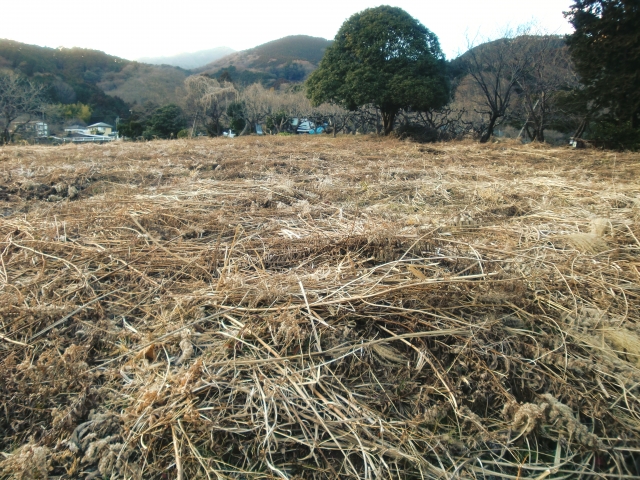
[0,136,639,478]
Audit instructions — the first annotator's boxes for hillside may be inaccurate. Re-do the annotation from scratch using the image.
[139,46,236,69]
[1,137,639,478]
[448,35,567,78]
[0,39,188,123]
[198,35,333,84]
[98,63,188,105]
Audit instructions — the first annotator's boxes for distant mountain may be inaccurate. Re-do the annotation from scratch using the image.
[139,47,235,70]
[197,35,333,85]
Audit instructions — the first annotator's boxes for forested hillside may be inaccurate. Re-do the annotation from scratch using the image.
[0,39,188,124]
[198,35,333,85]
[0,39,130,123]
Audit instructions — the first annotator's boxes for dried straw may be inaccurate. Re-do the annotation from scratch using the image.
[1,136,639,479]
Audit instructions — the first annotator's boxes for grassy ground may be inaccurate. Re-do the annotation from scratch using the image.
[1,136,639,479]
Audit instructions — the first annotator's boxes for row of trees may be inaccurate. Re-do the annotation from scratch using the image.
[173,31,579,144]
[302,3,638,147]
[2,1,637,148]
[177,2,636,148]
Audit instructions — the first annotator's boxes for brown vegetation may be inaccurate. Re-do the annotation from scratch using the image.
[0,136,639,478]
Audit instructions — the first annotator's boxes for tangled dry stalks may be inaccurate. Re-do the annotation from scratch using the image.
[0,136,639,479]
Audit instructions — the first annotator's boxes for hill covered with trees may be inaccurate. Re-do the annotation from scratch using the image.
[0,39,188,125]
[198,35,333,86]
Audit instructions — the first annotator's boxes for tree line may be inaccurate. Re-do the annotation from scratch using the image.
[1,0,637,148]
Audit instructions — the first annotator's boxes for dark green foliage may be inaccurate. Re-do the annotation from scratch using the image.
[72,83,129,125]
[306,6,449,135]
[266,110,288,133]
[565,0,640,148]
[226,101,246,132]
[588,121,640,150]
[143,104,186,139]
[218,70,233,83]
[118,113,145,139]
[274,62,306,82]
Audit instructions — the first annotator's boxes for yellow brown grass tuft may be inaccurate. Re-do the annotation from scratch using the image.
[0,136,639,478]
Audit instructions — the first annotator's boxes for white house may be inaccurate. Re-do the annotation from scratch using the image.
[64,124,88,134]
[87,122,113,135]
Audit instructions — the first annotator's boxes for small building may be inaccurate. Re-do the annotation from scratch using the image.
[62,133,114,143]
[64,124,88,135]
[15,121,49,137]
[33,122,48,137]
[87,122,113,135]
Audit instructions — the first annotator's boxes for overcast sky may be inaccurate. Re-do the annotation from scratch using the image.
[3,0,573,60]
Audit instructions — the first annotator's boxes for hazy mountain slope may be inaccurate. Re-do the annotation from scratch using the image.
[98,63,188,105]
[139,47,235,69]
[197,35,332,84]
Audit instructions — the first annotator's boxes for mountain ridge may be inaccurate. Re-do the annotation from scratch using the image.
[195,35,333,85]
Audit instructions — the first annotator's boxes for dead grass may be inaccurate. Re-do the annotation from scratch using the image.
[0,135,639,479]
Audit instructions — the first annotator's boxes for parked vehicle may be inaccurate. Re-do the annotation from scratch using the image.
[223,130,236,138]
[296,119,315,134]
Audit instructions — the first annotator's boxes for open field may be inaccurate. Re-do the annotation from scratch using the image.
[1,136,639,479]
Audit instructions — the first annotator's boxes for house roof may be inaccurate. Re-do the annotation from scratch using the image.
[88,122,113,128]
[69,132,109,138]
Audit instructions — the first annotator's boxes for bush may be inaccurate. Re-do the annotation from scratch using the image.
[395,123,439,143]
[587,120,640,151]
[144,104,186,139]
[177,129,190,139]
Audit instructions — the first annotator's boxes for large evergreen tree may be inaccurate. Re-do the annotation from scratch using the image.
[565,0,640,143]
[143,104,186,139]
[306,6,449,135]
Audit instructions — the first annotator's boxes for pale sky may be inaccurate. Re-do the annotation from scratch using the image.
[3,0,573,61]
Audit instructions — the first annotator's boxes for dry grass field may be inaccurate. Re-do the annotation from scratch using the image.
[1,136,639,479]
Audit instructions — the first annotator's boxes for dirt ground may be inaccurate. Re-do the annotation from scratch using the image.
[1,136,639,479]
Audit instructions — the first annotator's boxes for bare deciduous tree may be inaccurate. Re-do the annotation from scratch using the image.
[0,72,47,144]
[464,27,533,143]
[514,37,578,142]
[183,75,236,136]
[316,102,353,137]
[414,106,471,140]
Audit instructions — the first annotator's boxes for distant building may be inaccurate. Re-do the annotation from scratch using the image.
[30,122,48,137]
[11,121,49,137]
[60,122,117,142]
[64,124,88,134]
[87,122,113,135]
